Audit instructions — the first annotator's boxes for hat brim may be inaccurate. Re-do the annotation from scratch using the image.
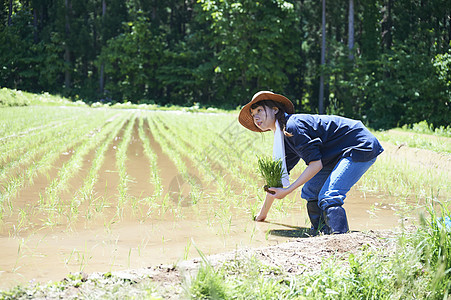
[238,91,295,132]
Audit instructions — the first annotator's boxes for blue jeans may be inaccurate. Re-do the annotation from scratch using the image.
[301,157,377,210]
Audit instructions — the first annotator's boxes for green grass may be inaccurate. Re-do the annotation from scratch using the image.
[374,121,451,154]
[0,87,87,107]
[401,120,451,138]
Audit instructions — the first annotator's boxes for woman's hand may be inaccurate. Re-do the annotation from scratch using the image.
[254,160,323,222]
[267,187,290,199]
[254,188,289,221]
[254,192,276,222]
[254,212,267,222]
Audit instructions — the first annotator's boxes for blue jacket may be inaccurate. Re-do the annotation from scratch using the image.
[284,114,384,172]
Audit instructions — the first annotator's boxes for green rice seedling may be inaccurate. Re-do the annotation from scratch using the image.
[73,113,129,221]
[154,113,247,206]
[43,112,123,223]
[147,116,199,208]
[0,109,119,221]
[137,116,162,200]
[257,156,283,194]
[0,117,80,174]
[115,114,137,213]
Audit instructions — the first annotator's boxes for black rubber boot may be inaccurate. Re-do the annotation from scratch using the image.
[323,206,349,234]
[306,201,326,236]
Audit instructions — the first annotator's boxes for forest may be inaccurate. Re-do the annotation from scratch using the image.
[0,0,450,129]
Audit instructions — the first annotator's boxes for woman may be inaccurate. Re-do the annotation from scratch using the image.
[239,91,384,234]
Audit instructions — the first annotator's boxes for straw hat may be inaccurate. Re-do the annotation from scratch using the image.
[238,91,295,132]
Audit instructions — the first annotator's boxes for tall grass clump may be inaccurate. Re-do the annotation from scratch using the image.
[188,262,230,300]
[257,156,283,194]
[0,88,30,106]
[186,246,230,299]
[415,203,451,297]
[401,120,451,138]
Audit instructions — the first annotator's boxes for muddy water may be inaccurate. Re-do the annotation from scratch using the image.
[0,119,415,290]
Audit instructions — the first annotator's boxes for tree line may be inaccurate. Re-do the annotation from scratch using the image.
[0,0,450,129]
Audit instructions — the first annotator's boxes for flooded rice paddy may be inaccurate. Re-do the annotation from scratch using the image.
[0,107,448,289]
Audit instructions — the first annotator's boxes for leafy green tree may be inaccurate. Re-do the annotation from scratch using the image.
[0,6,39,91]
[196,0,300,106]
[0,0,449,129]
[98,15,165,102]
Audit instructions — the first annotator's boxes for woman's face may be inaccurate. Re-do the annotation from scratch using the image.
[250,105,278,131]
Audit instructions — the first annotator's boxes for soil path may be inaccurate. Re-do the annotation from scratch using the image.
[379,140,451,172]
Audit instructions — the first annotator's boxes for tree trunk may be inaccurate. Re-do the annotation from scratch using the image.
[348,0,354,60]
[99,0,106,95]
[8,0,12,26]
[381,0,393,51]
[64,0,72,89]
[319,0,326,114]
[33,7,38,43]
[448,9,451,47]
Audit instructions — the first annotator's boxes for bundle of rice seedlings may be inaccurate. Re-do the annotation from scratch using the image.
[257,156,283,194]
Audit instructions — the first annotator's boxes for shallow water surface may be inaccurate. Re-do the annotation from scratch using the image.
[0,191,405,290]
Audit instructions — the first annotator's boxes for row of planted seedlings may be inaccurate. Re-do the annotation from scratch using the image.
[0,107,101,222]
[136,115,163,208]
[0,108,128,234]
[0,107,82,170]
[113,112,137,217]
[143,113,204,218]
[70,113,131,226]
[151,112,303,226]
[0,106,79,141]
[146,112,242,236]
[45,111,133,229]
[156,114,308,215]
[108,112,167,224]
